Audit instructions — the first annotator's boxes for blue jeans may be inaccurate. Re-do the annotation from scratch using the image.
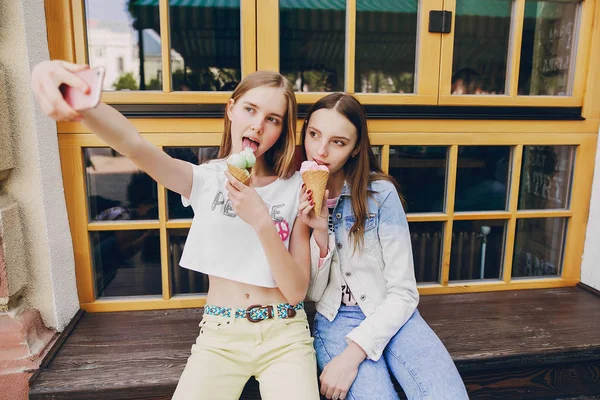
[313,307,469,400]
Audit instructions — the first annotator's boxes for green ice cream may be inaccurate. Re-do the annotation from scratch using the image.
[227,149,256,170]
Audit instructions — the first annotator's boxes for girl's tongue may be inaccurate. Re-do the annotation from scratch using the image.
[242,137,258,152]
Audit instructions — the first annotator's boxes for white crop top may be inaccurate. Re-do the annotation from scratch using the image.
[179,160,302,288]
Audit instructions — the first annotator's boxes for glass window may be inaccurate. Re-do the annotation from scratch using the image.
[355,0,418,93]
[90,230,161,298]
[452,0,513,95]
[450,220,506,281]
[388,146,447,213]
[169,229,209,295]
[86,0,162,91]
[518,146,575,210]
[164,147,220,219]
[455,146,511,212]
[280,0,346,92]
[512,217,567,277]
[371,146,381,167]
[518,0,580,96]
[85,148,158,222]
[168,0,242,91]
[409,222,443,284]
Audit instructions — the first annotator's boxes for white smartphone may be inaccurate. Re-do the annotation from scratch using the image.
[60,66,105,111]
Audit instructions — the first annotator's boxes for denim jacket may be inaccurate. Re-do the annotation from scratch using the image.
[307,179,419,361]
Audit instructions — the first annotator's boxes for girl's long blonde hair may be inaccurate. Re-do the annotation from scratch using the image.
[218,71,297,179]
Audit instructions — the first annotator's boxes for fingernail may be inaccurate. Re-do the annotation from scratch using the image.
[301,183,305,189]
[310,200,315,206]
[308,190,312,194]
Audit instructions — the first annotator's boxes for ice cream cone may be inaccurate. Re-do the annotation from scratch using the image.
[302,170,329,218]
[228,163,251,185]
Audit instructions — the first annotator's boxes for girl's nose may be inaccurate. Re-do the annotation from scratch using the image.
[317,143,328,158]
[251,120,264,134]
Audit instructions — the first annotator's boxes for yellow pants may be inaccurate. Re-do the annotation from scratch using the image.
[172,309,319,400]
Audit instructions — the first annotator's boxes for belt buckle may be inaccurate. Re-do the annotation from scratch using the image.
[246,304,273,323]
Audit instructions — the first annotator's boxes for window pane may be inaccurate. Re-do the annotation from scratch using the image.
[452,0,513,95]
[450,220,506,281]
[169,1,241,91]
[355,0,417,93]
[164,147,220,219]
[518,146,575,210]
[455,146,510,212]
[388,146,447,213]
[280,1,345,92]
[87,0,162,91]
[371,146,381,167]
[518,1,580,96]
[409,222,443,284]
[512,218,566,277]
[91,230,161,298]
[85,148,158,222]
[169,229,209,295]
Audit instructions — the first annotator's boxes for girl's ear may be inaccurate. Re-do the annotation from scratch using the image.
[226,99,235,121]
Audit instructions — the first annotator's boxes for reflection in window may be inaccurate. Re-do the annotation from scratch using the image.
[91,230,161,298]
[455,146,510,212]
[355,0,417,93]
[409,222,443,284]
[371,146,381,167]
[388,146,447,213]
[450,220,506,281]
[512,218,566,277]
[85,148,158,222]
[452,0,513,95]
[85,0,162,91]
[168,1,241,91]
[518,1,580,96]
[280,1,345,92]
[164,147,220,219]
[169,229,209,295]
[518,146,575,210]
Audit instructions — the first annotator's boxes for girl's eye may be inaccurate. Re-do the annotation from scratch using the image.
[309,131,318,138]
[245,107,255,113]
[268,117,280,124]
[333,140,346,146]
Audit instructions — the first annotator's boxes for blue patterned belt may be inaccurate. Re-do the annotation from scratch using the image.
[204,301,304,323]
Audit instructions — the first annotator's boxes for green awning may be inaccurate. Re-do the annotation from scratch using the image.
[131,0,516,16]
[131,0,416,13]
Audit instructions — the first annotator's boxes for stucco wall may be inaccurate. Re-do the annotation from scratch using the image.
[0,0,79,330]
[581,129,600,291]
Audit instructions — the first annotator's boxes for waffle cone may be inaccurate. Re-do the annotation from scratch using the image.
[302,170,329,218]
[227,163,251,185]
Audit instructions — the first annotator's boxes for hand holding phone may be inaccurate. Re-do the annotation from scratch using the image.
[60,67,105,111]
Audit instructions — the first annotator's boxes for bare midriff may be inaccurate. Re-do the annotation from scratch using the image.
[205,276,289,308]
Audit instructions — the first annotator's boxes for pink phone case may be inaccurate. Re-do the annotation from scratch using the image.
[61,67,105,111]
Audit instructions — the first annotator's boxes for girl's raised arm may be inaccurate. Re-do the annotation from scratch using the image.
[31,60,193,198]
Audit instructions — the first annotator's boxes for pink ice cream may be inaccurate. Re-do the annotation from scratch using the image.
[300,160,329,174]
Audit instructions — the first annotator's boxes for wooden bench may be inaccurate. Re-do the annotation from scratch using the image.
[29,286,600,399]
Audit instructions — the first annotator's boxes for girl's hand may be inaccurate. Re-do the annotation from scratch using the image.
[298,185,329,232]
[319,342,366,400]
[31,60,90,122]
[224,170,271,228]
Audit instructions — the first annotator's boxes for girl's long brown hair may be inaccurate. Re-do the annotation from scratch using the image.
[218,71,297,179]
[301,93,401,249]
